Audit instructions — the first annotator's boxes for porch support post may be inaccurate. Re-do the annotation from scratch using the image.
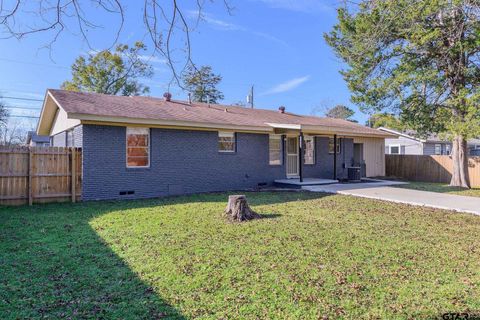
[333,134,337,180]
[299,131,304,183]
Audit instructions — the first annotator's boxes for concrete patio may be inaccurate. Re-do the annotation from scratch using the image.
[303,180,480,216]
[274,178,339,188]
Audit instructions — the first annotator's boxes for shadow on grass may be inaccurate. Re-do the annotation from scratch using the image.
[0,191,331,318]
[257,213,282,219]
[79,190,332,211]
[0,204,186,319]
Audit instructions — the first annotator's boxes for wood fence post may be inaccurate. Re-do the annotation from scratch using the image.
[28,147,33,206]
[415,155,419,182]
[71,148,76,203]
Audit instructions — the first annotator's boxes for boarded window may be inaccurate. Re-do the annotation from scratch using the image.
[328,138,341,154]
[127,127,150,167]
[269,135,282,165]
[218,132,235,152]
[304,136,315,164]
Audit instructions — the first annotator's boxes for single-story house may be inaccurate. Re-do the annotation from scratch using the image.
[36,89,394,201]
[379,127,480,156]
[26,131,50,147]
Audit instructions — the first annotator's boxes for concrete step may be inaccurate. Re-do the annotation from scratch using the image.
[274,178,339,189]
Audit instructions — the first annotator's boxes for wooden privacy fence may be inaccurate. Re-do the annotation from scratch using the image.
[386,154,480,187]
[0,146,82,206]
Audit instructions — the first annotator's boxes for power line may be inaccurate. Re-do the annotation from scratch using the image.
[5,106,41,110]
[1,96,43,102]
[8,115,39,119]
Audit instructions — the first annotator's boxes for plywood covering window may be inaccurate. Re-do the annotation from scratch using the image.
[218,132,235,152]
[269,135,282,165]
[304,136,315,164]
[126,127,150,168]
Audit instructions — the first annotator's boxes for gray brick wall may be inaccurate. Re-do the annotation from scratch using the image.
[72,125,83,147]
[303,137,354,180]
[82,125,355,200]
[82,125,287,200]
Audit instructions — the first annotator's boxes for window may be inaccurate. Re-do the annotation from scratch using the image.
[328,138,341,154]
[269,135,282,165]
[434,144,442,155]
[304,136,315,164]
[446,144,451,155]
[218,132,235,152]
[389,145,400,154]
[126,127,150,167]
[66,130,74,147]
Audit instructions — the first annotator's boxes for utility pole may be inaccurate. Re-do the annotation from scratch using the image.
[250,85,254,108]
[247,85,254,108]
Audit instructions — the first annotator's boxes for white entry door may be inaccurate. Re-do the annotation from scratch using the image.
[286,137,299,178]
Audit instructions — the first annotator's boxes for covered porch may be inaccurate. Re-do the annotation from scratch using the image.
[268,123,350,183]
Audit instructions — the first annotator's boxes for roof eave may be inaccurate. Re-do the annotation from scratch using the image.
[377,127,425,142]
[36,90,63,135]
[71,113,274,133]
[301,125,395,138]
[69,114,394,138]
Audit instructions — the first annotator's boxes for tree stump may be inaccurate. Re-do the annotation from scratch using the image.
[224,195,260,222]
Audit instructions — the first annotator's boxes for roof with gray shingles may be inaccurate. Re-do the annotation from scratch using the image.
[48,89,391,137]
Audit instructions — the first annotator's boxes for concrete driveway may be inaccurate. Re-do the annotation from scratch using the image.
[304,180,480,216]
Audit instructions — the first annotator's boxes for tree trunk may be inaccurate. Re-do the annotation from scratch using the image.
[224,195,260,222]
[450,134,470,188]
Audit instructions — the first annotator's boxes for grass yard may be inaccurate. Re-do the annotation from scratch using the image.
[1,192,480,319]
[396,181,480,197]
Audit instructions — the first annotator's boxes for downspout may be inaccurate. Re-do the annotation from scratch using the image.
[343,137,346,177]
[299,131,304,183]
[333,134,337,180]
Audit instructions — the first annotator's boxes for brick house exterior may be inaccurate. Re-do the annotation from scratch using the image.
[37,90,391,201]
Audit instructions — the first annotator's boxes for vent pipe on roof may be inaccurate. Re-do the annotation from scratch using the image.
[279,106,286,113]
[163,92,172,101]
[188,93,192,105]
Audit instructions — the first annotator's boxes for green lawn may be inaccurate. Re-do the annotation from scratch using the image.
[1,192,480,319]
[396,181,480,197]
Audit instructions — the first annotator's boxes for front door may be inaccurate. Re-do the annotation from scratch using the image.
[286,136,299,178]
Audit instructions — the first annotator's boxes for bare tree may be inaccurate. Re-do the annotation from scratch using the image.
[310,98,334,116]
[0,1,232,87]
[0,98,8,126]
[0,119,28,146]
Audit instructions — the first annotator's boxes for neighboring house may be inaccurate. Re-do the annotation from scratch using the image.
[36,89,394,201]
[379,127,480,156]
[26,131,50,147]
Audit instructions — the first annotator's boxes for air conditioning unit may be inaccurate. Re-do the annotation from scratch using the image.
[348,167,361,182]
